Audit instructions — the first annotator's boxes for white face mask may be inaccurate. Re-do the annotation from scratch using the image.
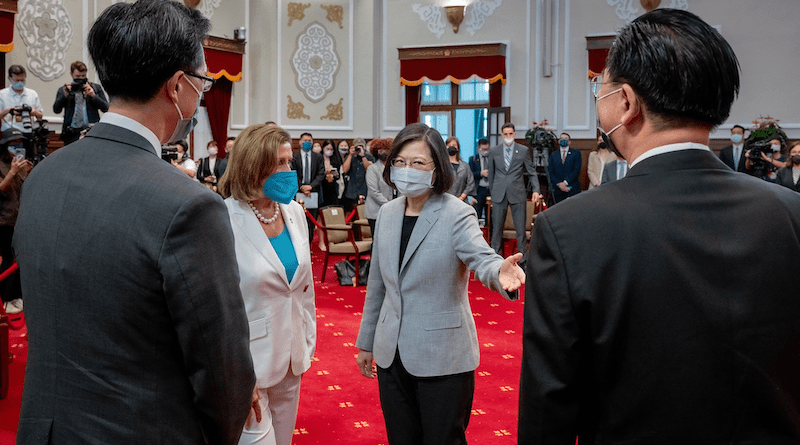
[390,166,434,198]
[503,137,514,146]
[730,134,743,144]
[324,149,333,157]
[771,144,781,152]
[207,147,217,156]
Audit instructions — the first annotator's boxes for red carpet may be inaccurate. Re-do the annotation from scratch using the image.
[0,239,524,444]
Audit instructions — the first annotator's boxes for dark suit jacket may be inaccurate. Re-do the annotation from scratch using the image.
[718,144,748,172]
[776,166,800,192]
[469,153,489,189]
[13,123,255,444]
[291,150,325,192]
[487,142,539,204]
[520,149,800,444]
[197,155,225,185]
[52,82,109,135]
[548,148,582,198]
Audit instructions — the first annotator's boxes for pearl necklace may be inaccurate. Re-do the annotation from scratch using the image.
[248,201,279,224]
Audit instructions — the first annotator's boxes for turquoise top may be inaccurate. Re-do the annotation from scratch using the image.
[268,225,299,283]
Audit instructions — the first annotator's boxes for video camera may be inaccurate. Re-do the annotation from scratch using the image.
[22,119,50,165]
[745,138,778,181]
[161,145,179,162]
[11,105,33,132]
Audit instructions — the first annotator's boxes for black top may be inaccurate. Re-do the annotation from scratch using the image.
[399,214,418,268]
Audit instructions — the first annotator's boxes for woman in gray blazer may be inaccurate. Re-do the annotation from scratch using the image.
[355,123,525,445]
[445,136,476,201]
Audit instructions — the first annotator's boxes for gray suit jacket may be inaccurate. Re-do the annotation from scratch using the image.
[601,159,628,184]
[487,142,539,203]
[13,123,255,444]
[355,193,517,377]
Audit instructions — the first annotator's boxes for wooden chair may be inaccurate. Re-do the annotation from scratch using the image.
[318,206,372,283]
[354,203,371,239]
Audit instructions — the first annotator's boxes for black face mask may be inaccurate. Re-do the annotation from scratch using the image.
[791,156,800,166]
[378,152,389,162]
[598,141,607,149]
[447,146,458,156]
[599,130,623,159]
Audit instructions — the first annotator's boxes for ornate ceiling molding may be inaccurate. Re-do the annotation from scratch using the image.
[464,0,502,36]
[16,0,72,81]
[412,4,446,39]
[291,22,340,103]
[198,0,221,19]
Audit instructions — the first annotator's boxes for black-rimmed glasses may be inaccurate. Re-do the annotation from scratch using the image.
[182,70,215,93]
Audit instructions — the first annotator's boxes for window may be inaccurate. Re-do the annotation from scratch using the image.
[419,79,491,158]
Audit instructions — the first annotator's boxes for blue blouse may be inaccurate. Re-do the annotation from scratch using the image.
[269,225,299,283]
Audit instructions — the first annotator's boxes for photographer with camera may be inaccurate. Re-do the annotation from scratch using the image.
[340,136,373,214]
[745,137,786,181]
[53,61,109,146]
[0,65,43,134]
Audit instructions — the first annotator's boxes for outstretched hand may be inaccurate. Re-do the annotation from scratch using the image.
[499,252,525,292]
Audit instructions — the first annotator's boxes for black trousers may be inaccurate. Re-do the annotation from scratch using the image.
[377,349,475,445]
[0,225,21,303]
[473,186,490,220]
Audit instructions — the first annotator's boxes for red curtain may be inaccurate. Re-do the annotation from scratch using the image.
[405,85,420,125]
[400,55,506,86]
[0,13,14,53]
[588,48,609,76]
[203,78,232,159]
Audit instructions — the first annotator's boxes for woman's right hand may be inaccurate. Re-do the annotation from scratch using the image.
[356,349,375,379]
[10,156,32,175]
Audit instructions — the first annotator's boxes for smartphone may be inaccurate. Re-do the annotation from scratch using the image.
[14,147,25,162]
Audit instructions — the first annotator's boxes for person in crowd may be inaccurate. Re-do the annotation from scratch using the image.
[319,138,342,208]
[198,140,224,191]
[291,132,325,244]
[364,137,395,235]
[745,137,787,180]
[718,124,747,172]
[468,138,491,221]
[173,139,197,178]
[336,139,350,201]
[445,136,476,202]
[0,128,32,315]
[601,157,628,184]
[356,123,525,445]
[341,137,374,214]
[12,0,255,443]
[520,9,800,444]
[487,123,542,261]
[586,135,616,188]
[547,132,582,202]
[0,65,43,134]
[219,135,235,177]
[776,140,800,192]
[218,124,316,445]
[311,141,322,154]
[53,61,109,145]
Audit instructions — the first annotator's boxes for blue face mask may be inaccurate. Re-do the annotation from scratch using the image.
[559,139,569,147]
[730,134,743,144]
[301,141,312,151]
[263,170,299,204]
[11,81,25,91]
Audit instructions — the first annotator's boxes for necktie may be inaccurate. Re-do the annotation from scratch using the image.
[618,162,627,179]
[561,149,567,163]
[504,146,512,170]
[734,146,741,168]
[72,91,86,128]
[304,153,311,184]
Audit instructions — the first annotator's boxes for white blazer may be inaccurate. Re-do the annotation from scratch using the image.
[225,198,316,388]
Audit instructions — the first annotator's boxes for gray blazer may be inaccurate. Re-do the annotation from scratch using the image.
[601,159,627,184]
[355,193,517,377]
[487,142,540,204]
[365,160,394,219]
[447,160,476,198]
[13,123,255,444]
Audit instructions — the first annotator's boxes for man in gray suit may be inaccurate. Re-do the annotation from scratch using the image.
[601,158,628,184]
[13,1,255,443]
[487,122,542,259]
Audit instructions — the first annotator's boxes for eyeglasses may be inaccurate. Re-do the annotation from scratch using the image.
[590,75,613,99]
[182,70,215,93]
[391,159,435,170]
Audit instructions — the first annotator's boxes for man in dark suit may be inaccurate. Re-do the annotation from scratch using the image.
[487,123,542,260]
[718,124,747,172]
[53,60,109,145]
[547,132,581,203]
[520,9,800,444]
[600,158,628,184]
[291,131,325,243]
[468,137,491,221]
[13,1,255,443]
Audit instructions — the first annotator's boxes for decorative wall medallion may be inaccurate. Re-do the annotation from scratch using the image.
[464,0,503,36]
[321,4,344,29]
[320,98,343,121]
[198,0,222,19]
[291,22,340,103]
[287,95,311,119]
[412,4,446,39]
[288,2,311,26]
[607,0,687,23]
[16,0,73,82]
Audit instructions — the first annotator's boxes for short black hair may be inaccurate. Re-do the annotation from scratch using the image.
[605,8,739,128]
[731,125,745,133]
[383,123,454,195]
[300,132,313,140]
[478,138,489,146]
[8,65,25,77]
[87,0,210,102]
[227,136,236,141]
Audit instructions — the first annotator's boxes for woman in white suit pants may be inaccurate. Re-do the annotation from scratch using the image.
[219,125,316,445]
[355,123,525,445]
